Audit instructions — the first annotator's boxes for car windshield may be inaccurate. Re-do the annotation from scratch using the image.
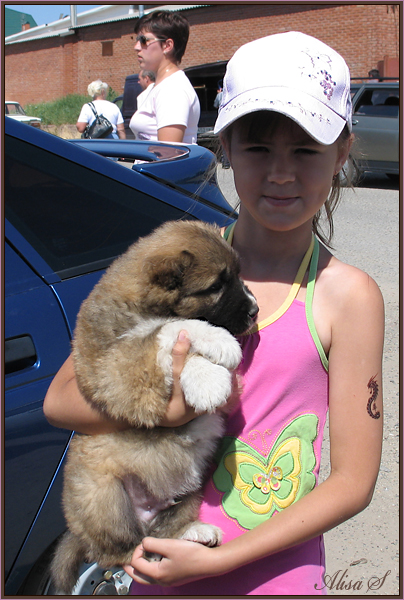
[6,103,26,116]
[5,134,194,279]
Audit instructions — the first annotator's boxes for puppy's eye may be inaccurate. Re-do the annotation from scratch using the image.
[193,280,223,297]
[206,281,222,293]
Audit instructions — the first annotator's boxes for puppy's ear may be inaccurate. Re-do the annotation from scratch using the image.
[148,250,195,290]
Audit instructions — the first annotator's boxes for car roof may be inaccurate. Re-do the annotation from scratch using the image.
[351,81,399,87]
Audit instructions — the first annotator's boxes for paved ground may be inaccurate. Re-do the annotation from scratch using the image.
[216,167,400,596]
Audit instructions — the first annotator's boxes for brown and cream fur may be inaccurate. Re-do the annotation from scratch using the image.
[50,220,258,594]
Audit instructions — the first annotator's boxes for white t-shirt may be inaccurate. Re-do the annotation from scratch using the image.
[136,83,155,110]
[129,70,200,143]
[77,100,124,133]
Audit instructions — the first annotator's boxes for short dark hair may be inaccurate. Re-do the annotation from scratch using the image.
[134,10,190,63]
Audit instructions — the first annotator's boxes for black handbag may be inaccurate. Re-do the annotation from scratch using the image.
[82,102,113,139]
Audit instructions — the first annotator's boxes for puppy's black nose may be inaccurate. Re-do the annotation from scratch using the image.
[249,304,259,320]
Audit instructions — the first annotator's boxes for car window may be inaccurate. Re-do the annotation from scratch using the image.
[5,135,193,279]
[354,88,399,117]
[5,103,26,116]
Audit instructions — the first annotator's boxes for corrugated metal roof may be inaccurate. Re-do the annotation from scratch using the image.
[5,4,207,45]
[5,22,74,44]
[73,5,204,28]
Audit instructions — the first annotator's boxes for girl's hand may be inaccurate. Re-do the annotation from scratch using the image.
[159,330,198,427]
[123,537,221,586]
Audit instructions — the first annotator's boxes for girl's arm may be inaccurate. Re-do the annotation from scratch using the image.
[124,268,384,586]
[43,355,128,434]
[43,332,193,433]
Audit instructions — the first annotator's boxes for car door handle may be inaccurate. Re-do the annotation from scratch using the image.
[352,119,358,125]
[5,335,37,374]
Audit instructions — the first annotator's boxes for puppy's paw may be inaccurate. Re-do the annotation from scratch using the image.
[188,324,242,370]
[180,522,223,547]
[157,320,242,373]
[181,357,232,412]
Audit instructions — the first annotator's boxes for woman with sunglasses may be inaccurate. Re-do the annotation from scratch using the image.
[129,10,200,144]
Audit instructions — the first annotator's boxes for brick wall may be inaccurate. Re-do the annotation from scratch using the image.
[5,3,400,108]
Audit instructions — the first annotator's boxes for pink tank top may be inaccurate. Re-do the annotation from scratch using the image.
[130,235,328,595]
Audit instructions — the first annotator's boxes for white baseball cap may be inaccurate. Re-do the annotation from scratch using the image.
[214,31,352,145]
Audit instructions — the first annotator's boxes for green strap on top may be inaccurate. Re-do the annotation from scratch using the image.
[224,223,235,243]
[305,237,329,371]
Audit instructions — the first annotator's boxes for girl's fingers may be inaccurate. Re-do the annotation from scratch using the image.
[124,537,216,587]
[171,331,189,396]
[172,330,191,379]
[141,536,172,556]
[124,538,190,586]
[123,542,158,585]
[124,538,177,585]
[159,331,196,426]
[123,565,156,585]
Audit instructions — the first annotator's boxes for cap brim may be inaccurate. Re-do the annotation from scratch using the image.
[214,86,347,145]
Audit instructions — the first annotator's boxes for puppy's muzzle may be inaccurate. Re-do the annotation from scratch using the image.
[243,284,259,328]
[245,286,259,315]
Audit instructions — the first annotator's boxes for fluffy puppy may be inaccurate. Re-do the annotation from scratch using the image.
[50,220,258,594]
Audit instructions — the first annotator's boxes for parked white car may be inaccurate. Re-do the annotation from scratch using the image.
[5,101,41,128]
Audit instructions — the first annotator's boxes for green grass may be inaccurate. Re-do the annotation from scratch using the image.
[25,88,118,126]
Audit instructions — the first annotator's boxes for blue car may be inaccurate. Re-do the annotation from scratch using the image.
[5,117,234,595]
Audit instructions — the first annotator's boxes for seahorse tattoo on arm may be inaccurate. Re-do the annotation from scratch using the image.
[367,375,380,419]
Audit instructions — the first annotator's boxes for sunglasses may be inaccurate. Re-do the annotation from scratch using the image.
[135,34,166,48]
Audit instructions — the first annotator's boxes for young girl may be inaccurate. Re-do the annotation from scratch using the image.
[44,32,384,595]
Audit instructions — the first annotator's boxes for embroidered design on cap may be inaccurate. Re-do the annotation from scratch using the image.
[301,49,337,101]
